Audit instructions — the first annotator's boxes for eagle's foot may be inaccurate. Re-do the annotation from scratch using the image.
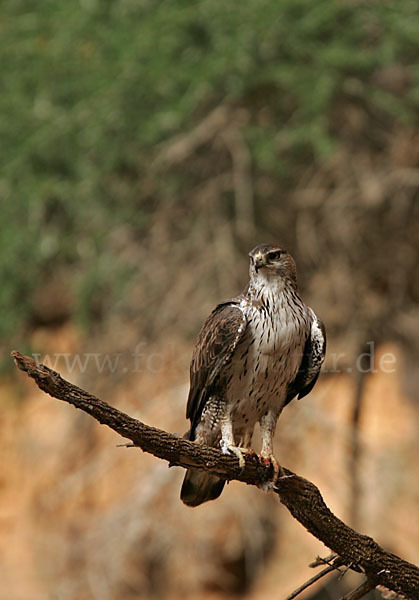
[259,453,283,483]
[220,441,248,471]
[257,453,283,492]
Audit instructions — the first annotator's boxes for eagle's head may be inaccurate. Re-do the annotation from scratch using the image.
[248,244,297,288]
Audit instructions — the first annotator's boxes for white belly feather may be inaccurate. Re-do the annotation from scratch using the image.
[225,299,309,435]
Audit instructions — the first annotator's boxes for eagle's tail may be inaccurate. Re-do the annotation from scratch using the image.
[180,469,225,507]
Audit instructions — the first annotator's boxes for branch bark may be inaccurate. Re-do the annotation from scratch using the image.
[11,351,419,599]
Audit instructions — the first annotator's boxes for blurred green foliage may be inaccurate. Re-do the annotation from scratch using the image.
[1,0,418,342]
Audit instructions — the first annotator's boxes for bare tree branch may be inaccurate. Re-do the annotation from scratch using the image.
[11,351,419,600]
[221,117,255,239]
[152,105,231,167]
[338,578,378,600]
[284,563,340,600]
[377,586,408,600]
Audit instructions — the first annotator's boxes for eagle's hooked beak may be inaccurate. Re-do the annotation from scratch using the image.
[254,253,264,272]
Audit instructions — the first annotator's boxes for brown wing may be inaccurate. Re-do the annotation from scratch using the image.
[186,300,247,438]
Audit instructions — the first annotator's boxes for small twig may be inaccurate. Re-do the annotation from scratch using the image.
[339,561,365,579]
[338,578,377,600]
[284,564,337,600]
[310,553,339,568]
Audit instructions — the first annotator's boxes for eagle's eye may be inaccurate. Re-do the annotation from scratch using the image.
[268,250,282,261]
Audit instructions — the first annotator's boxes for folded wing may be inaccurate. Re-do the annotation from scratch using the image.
[186,300,247,438]
[284,309,326,407]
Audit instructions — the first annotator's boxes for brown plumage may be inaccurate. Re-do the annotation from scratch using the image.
[181,244,326,507]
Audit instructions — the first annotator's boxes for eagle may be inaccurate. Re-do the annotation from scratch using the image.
[181,244,326,507]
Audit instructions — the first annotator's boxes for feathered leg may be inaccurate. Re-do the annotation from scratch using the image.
[219,414,249,469]
[259,410,281,481]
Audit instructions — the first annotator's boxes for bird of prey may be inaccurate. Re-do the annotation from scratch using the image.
[181,244,326,507]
